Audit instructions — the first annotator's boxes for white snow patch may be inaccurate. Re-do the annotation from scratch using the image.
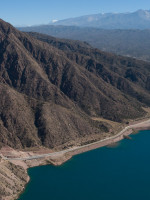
[52,19,58,23]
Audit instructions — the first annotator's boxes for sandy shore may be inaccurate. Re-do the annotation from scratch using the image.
[68,119,150,157]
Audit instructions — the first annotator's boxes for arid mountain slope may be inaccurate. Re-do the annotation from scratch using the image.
[0,19,150,149]
[29,32,150,107]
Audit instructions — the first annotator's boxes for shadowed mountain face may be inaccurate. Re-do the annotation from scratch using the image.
[1,19,150,149]
[49,10,150,29]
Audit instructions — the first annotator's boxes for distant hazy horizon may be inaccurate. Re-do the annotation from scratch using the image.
[1,0,150,26]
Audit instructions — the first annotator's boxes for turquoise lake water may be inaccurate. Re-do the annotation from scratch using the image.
[18,130,150,200]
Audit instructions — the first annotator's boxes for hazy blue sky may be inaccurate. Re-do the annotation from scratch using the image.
[1,0,150,26]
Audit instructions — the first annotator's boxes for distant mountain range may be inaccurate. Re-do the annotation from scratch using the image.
[50,9,150,29]
[18,25,150,62]
[18,9,150,62]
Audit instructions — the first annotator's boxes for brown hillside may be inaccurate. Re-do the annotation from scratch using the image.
[0,19,150,149]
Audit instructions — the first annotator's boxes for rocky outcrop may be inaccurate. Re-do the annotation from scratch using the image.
[0,160,28,200]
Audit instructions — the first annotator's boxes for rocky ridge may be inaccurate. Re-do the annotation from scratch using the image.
[1,19,150,150]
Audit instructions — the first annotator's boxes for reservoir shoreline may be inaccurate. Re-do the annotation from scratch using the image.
[3,118,150,165]
[1,118,150,200]
[66,118,150,158]
[18,128,150,200]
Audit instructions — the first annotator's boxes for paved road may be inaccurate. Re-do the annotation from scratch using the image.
[3,118,150,161]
